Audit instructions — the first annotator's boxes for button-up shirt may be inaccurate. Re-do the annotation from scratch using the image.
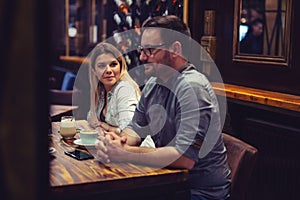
[127,64,231,199]
[88,80,140,130]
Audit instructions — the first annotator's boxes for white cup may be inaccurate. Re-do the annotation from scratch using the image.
[80,129,98,144]
[60,116,76,139]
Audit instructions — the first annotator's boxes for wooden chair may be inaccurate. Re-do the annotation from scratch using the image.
[223,133,258,200]
[49,89,89,120]
[49,89,79,105]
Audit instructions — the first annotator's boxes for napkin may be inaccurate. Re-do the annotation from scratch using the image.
[140,135,155,148]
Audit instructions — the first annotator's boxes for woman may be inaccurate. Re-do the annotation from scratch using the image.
[87,42,141,134]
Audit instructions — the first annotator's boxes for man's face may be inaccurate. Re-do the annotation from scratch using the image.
[139,29,173,77]
[252,23,263,37]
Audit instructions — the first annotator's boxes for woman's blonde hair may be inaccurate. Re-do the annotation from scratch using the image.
[89,42,141,114]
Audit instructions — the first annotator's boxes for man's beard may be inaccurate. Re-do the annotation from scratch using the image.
[144,52,173,77]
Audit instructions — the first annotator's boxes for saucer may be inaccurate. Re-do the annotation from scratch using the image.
[49,147,56,154]
[73,139,99,147]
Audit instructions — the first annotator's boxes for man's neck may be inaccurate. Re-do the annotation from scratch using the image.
[157,60,188,83]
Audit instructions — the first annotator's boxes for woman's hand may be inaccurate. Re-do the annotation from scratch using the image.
[87,111,121,134]
[99,121,121,134]
[87,111,101,128]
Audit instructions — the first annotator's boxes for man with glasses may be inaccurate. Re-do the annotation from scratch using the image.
[137,43,166,76]
[96,15,231,200]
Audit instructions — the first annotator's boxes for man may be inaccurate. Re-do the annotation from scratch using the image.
[96,15,231,200]
[240,18,264,54]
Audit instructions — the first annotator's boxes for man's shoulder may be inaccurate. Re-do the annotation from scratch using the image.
[181,68,209,86]
[143,77,157,89]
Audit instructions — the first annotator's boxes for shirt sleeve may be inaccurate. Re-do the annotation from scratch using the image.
[126,80,158,139]
[174,74,221,162]
[115,83,139,130]
[126,92,152,139]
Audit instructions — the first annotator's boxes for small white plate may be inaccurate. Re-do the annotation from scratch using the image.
[49,147,56,154]
[73,139,99,147]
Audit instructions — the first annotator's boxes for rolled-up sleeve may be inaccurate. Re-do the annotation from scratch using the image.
[174,75,216,162]
[115,83,139,130]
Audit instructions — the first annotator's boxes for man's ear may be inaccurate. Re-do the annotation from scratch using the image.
[170,41,182,56]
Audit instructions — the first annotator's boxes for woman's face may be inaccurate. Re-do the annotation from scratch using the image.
[94,53,121,91]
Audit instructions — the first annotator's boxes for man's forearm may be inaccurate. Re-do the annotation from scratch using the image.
[124,146,194,169]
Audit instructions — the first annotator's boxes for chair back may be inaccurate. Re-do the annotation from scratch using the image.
[223,133,258,200]
[49,89,79,105]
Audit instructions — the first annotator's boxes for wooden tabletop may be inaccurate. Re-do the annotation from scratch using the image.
[49,120,189,199]
[211,82,300,112]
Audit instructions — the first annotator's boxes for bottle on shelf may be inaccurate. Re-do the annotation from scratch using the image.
[166,0,183,18]
[151,0,168,17]
[114,0,130,15]
[125,13,133,28]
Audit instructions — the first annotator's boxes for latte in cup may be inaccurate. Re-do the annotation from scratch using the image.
[80,129,98,144]
[60,116,76,139]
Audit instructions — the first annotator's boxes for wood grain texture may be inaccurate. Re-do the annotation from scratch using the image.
[60,55,88,64]
[49,120,188,198]
[212,82,300,112]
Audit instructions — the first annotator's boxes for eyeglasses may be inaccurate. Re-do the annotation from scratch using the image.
[137,43,167,57]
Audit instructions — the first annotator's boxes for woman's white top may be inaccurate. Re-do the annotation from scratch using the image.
[88,80,140,130]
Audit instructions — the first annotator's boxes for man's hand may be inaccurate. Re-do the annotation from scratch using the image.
[103,134,131,162]
[95,131,128,163]
[104,131,127,143]
[95,135,110,163]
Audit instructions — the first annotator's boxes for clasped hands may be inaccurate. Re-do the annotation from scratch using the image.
[95,130,129,163]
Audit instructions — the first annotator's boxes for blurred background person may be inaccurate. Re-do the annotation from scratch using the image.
[240,18,264,54]
[248,8,263,24]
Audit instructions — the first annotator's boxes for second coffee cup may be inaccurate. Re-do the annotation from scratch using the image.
[80,129,98,145]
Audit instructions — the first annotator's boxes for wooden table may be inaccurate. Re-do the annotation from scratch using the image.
[50,104,78,121]
[49,121,189,200]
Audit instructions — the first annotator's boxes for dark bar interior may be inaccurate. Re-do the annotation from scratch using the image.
[1,0,299,200]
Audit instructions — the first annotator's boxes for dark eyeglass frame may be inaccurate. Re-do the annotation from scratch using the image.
[137,43,167,57]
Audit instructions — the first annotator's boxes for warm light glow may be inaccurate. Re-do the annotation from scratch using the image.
[68,26,77,37]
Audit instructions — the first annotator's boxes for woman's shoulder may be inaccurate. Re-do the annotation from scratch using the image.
[116,80,135,89]
[113,80,137,94]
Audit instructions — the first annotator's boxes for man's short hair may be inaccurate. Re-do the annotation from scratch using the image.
[141,15,191,58]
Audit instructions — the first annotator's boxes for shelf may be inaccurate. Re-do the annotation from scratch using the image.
[212,82,300,112]
[60,56,88,64]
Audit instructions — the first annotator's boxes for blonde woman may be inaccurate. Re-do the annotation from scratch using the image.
[87,42,141,134]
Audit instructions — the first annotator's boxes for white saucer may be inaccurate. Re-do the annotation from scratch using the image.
[49,147,56,154]
[73,139,99,147]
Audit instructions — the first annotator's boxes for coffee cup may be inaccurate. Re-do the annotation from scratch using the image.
[80,129,98,144]
[60,116,76,139]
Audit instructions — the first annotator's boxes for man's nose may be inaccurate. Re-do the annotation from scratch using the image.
[139,51,148,62]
